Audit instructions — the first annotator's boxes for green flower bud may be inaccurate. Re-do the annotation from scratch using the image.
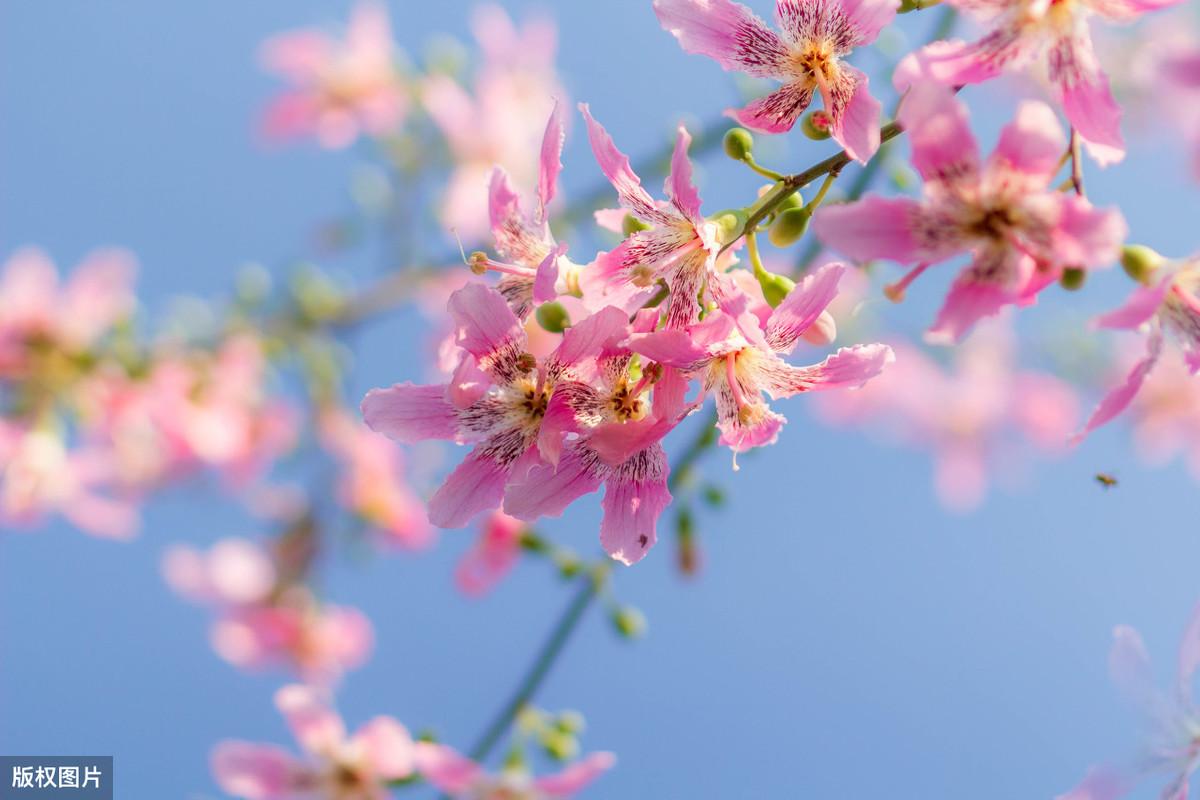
[756,267,796,308]
[710,209,747,246]
[776,191,805,212]
[1059,267,1086,291]
[554,711,586,735]
[1121,244,1163,285]
[722,127,754,161]
[535,302,570,333]
[611,606,647,639]
[541,729,580,762]
[768,207,812,248]
[800,111,832,141]
[622,214,650,237]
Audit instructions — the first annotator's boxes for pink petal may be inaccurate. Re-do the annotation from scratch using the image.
[361,383,461,443]
[455,512,524,597]
[827,0,900,44]
[1072,330,1163,442]
[1050,196,1126,268]
[926,253,1024,344]
[207,539,276,605]
[351,717,415,781]
[822,65,882,163]
[539,102,566,214]
[627,315,734,371]
[1049,34,1125,165]
[428,446,514,528]
[813,196,938,264]
[1178,601,1200,703]
[989,100,1067,180]
[534,243,568,304]
[346,1,393,57]
[1055,765,1133,800]
[448,283,527,380]
[667,125,704,221]
[1094,276,1171,330]
[449,356,490,409]
[898,82,980,187]
[727,82,814,134]
[211,741,301,800]
[653,0,788,77]
[413,743,483,794]
[1088,0,1185,21]
[579,104,673,226]
[274,684,346,756]
[759,344,894,398]
[259,31,331,81]
[503,445,604,521]
[897,30,1035,90]
[1108,624,1158,708]
[549,305,629,373]
[765,262,845,353]
[601,445,670,565]
[533,752,618,797]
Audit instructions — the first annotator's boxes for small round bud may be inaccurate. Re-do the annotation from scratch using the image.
[611,606,647,639]
[555,711,586,735]
[1059,267,1086,291]
[622,214,650,237]
[801,310,838,345]
[515,352,538,373]
[1121,244,1163,285]
[722,127,754,161]
[756,268,795,308]
[710,209,747,246]
[535,302,570,333]
[801,111,832,141]
[768,207,812,248]
[541,729,579,762]
[777,191,805,212]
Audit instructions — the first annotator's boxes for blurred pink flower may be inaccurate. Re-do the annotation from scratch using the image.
[1124,351,1200,476]
[260,1,407,148]
[319,409,432,550]
[212,684,415,800]
[422,4,565,240]
[455,512,526,596]
[813,318,1078,511]
[416,742,614,800]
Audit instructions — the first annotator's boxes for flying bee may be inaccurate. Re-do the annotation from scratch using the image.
[1095,473,1118,490]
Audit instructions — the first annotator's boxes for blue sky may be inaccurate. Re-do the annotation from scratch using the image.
[4,1,1200,798]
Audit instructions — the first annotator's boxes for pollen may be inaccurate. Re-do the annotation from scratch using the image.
[790,41,838,85]
[610,385,643,421]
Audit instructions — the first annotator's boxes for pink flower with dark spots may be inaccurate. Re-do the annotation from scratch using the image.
[416,742,614,800]
[815,83,1126,343]
[212,684,415,800]
[655,0,898,161]
[259,1,407,149]
[580,104,721,330]
[1075,256,1200,439]
[629,262,893,456]
[897,0,1186,164]
[362,283,632,529]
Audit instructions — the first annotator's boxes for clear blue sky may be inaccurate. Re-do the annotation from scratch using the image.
[3,2,1200,798]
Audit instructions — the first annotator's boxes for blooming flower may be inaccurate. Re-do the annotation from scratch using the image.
[1058,603,1200,800]
[455,512,527,596]
[655,0,896,161]
[362,283,633,529]
[1075,255,1200,438]
[629,262,893,455]
[212,684,415,800]
[897,0,1186,163]
[260,1,406,149]
[814,83,1127,343]
[581,104,721,330]
[1122,350,1200,477]
[416,742,614,800]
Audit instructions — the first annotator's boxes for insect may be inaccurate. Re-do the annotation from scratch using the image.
[1095,473,1119,490]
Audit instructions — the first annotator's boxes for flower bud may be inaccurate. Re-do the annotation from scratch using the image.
[768,207,812,248]
[611,605,647,639]
[1121,244,1163,285]
[1059,267,1086,291]
[535,302,570,333]
[801,111,832,141]
[801,310,838,345]
[756,267,796,308]
[722,127,754,161]
[554,711,586,735]
[541,729,580,762]
[711,209,747,246]
[776,191,805,212]
[622,214,650,237]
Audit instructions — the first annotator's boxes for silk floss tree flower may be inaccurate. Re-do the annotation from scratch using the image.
[212,684,416,800]
[455,512,527,596]
[629,262,893,458]
[814,82,1127,343]
[416,742,614,800]
[896,0,1187,163]
[654,0,898,162]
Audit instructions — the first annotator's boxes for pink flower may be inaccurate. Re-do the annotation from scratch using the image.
[259,2,406,149]
[319,410,432,550]
[897,0,1186,163]
[1075,256,1200,439]
[629,262,893,456]
[212,684,415,800]
[0,422,138,539]
[163,537,277,606]
[1123,352,1200,476]
[416,742,614,800]
[580,104,722,330]
[362,284,636,529]
[422,5,565,239]
[654,0,896,161]
[812,318,1079,511]
[814,84,1126,343]
[1059,602,1200,800]
[455,512,526,596]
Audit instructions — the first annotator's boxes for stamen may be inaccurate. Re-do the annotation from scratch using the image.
[725,353,752,414]
[884,261,931,302]
[468,252,536,279]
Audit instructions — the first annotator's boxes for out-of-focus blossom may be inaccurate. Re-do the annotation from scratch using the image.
[654,0,897,161]
[416,742,614,800]
[898,0,1187,163]
[630,262,893,456]
[164,539,373,682]
[1058,603,1200,800]
[813,317,1078,511]
[1076,256,1200,439]
[1123,351,1200,477]
[0,247,135,377]
[423,5,564,239]
[212,684,415,800]
[0,422,138,539]
[319,409,432,550]
[455,512,526,596]
[815,84,1126,343]
[260,1,408,149]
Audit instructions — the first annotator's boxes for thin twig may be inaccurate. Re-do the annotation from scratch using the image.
[1069,128,1086,197]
